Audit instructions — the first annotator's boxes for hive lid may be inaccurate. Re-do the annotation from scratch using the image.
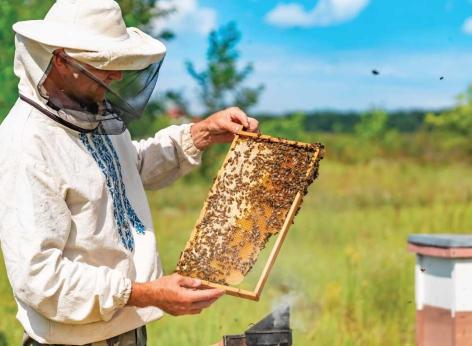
[408,234,472,248]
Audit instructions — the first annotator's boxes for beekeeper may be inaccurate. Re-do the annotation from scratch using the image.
[0,0,259,345]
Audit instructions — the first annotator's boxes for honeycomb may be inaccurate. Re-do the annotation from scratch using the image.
[176,133,323,286]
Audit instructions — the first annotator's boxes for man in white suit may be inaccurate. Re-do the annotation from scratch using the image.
[0,0,258,345]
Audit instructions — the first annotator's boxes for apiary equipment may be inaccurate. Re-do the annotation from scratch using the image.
[176,131,323,300]
[221,305,292,346]
[408,234,472,346]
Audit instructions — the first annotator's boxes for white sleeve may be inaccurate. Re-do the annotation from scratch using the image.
[4,160,131,324]
[132,123,202,190]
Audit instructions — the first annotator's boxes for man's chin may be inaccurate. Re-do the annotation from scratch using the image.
[87,96,106,106]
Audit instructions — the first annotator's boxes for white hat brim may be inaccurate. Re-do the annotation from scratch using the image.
[13,20,166,70]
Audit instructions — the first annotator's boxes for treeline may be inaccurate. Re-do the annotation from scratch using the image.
[257,109,439,133]
[176,105,472,182]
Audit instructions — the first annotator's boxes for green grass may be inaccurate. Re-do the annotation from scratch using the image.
[1,159,472,345]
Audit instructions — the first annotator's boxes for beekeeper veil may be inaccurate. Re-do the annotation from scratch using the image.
[13,0,166,135]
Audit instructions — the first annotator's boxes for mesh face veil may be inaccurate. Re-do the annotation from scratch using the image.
[37,50,164,135]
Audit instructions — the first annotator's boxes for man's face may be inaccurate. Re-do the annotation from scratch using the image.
[52,50,123,106]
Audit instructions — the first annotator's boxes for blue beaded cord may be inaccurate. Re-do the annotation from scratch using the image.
[79,133,145,251]
[102,135,146,235]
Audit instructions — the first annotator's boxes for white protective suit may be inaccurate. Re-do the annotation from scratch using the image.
[0,34,202,344]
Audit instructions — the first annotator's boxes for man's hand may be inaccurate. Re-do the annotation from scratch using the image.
[190,107,259,150]
[126,273,225,316]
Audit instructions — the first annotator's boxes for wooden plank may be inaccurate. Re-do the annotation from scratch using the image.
[238,130,317,149]
[200,280,259,301]
[254,148,321,297]
[408,243,472,258]
[416,305,454,346]
[254,191,304,298]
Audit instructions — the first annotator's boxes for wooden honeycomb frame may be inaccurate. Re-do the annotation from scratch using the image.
[176,131,323,301]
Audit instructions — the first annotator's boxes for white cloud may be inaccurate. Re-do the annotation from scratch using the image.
[153,0,217,36]
[266,0,369,28]
[462,17,472,34]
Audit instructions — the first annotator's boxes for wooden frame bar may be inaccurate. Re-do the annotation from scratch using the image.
[178,130,322,301]
[408,243,472,258]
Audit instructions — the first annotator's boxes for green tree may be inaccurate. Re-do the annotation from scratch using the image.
[127,101,172,139]
[259,112,307,140]
[355,109,388,140]
[119,0,175,39]
[425,85,472,136]
[183,22,264,180]
[0,1,52,119]
[162,90,190,115]
[186,22,264,115]
[0,0,172,121]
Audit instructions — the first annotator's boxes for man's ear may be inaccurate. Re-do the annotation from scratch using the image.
[52,48,68,72]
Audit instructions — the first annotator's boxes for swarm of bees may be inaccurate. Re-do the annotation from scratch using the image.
[176,133,324,286]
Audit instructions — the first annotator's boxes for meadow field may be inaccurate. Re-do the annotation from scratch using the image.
[1,146,471,345]
[1,1,471,344]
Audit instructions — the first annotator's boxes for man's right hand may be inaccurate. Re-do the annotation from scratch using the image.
[126,273,225,316]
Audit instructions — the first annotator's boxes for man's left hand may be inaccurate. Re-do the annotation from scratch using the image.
[190,107,259,151]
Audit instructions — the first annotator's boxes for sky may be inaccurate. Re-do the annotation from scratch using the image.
[154,0,472,114]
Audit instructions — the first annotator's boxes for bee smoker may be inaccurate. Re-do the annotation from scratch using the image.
[223,305,292,346]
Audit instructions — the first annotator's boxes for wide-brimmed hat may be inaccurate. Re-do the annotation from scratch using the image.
[12,0,166,71]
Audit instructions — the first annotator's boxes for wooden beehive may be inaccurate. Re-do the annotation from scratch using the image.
[176,131,324,300]
[408,234,472,346]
